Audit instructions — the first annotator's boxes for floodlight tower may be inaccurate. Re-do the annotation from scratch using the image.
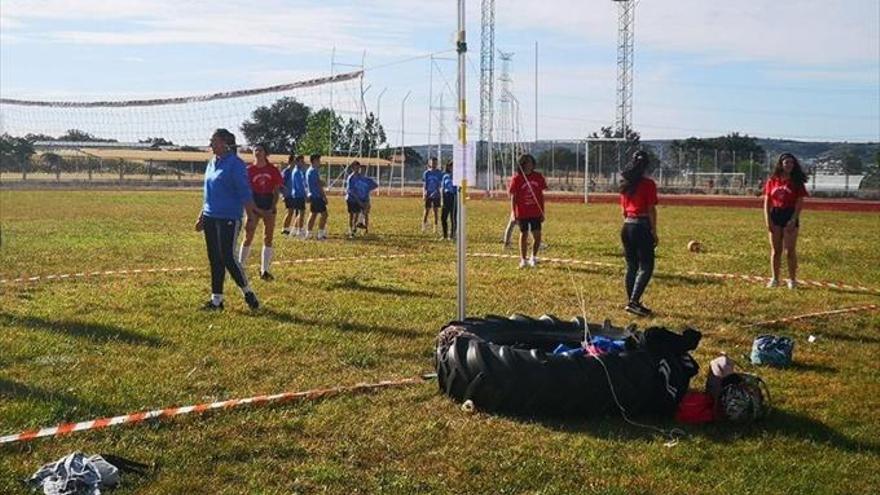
[497,51,515,181]
[479,0,496,191]
[612,0,636,140]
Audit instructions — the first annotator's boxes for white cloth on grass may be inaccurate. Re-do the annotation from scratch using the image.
[28,452,119,495]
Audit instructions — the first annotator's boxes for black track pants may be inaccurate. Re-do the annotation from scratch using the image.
[621,221,655,303]
[441,192,457,238]
[203,216,249,294]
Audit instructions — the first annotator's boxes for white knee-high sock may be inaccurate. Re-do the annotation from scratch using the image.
[239,244,251,264]
[261,246,273,274]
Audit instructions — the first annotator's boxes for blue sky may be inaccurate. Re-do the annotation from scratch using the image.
[1,0,878,145]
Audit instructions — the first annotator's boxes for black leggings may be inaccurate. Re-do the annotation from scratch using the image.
[203,216,249,294]
[621,221,655,304]
[441,192,457,238]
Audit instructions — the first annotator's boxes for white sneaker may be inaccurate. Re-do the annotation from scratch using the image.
[316,233,327,241]
[766,278,778,288]
[787,279,797,290]
[421,222,428,233]
[528,256,538,267]
[518,259,528,269]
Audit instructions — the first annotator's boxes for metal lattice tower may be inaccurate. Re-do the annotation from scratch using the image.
[497,51,520,180]
[613,0,636,138]
[479,0,496,190]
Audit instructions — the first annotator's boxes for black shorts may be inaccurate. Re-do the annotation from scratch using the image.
[770,207,798,228]
[518,217,543,233]
[309,196,327,214]
[347,199,363,214]
[253,193,276,213]
[425,196,441,209]
[285,197,306,211]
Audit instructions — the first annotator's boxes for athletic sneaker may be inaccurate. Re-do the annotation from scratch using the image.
[518,259,528,269]
[635,302,653,315]
[766,278,779,288]
[421,222,428,233]
[528,256,538,268]
[244,291,260,310]
[201,300,224,311]
[787,279,797,290]
[281,229,290,236]
[316,232,328,241]
[260,271,274,281]
[624,302,650,317]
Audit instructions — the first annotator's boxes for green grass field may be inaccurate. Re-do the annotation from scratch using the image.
[1,190,879,494]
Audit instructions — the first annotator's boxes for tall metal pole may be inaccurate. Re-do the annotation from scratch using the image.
[329,47,336,157]
[534,41,538,145]
[479,0,495,192]
[400,90,412,195]
[438,93,444,165]
[584,140,590,203]
[375,88,387,182]
[456,0,468,321]
[428,57,434,163]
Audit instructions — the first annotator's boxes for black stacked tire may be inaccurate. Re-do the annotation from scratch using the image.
[435,315,664,417]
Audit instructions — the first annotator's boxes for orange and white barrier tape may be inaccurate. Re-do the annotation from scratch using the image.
[748,304,878,327]
[470,253,880,295]
[0,254,414,286]
[0,374,435,445]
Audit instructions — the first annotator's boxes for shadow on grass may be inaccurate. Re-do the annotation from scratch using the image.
[520,408,880,455]
[259,308,421,339]
[0,378,112,421]
[653,272,724,286]
[0,378,85,407]
[0,312,162,347]
[323,276,437,298]
[544,264,617,277]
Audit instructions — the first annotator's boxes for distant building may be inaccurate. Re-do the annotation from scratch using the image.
[808,174,865,192]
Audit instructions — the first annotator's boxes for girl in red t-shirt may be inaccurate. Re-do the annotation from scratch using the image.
[239,143,284,281]
[507,154,547,268]
[763,152,808,289]
[619,150,658,317]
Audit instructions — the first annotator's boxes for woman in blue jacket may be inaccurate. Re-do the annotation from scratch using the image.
[194,129,260,310]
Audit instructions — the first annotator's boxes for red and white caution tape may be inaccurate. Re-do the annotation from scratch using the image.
[0,374,434,445]
[0,254,414,286]
[748,304,879,327]
[470,253,880,295]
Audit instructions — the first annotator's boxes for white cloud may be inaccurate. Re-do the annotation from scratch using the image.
[1,1,425,56]
[498,0,879,67]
